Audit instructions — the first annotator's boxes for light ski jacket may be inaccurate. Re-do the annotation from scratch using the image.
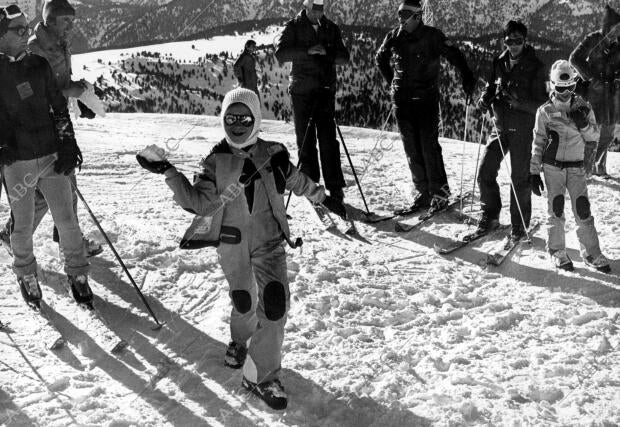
[0,52,77,161]
[164,138,325,249]
[275,9,349,94]
[375,23,473,98]
[28,22,72,92]
[530,95,600,174]
[569,5,620,125]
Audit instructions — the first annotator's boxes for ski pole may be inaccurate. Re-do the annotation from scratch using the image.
[459,98,471,213]
[73,184,165,329]
[489,119,530,241]
[335,120,371,215]
[469,114,487,214]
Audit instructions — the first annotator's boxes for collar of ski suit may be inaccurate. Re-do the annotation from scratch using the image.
[395,22,426,39]
[498,44,536,64]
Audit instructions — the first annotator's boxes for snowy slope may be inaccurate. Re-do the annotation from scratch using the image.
[0,113,618,426]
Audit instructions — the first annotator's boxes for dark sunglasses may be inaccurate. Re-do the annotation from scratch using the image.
[398,10,422,20]
[224,114,254,127]
[7,25,29,37]
[504,37,524,46]
[1,4,23,19]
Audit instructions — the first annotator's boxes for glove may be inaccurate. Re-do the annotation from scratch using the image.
[77,100,96,119]
[529,174,544,196]
[322,195,347,219]
[0,146,18,167]
[477,96,491,114]
[568,106,590,129]
[136,154,173,174]
[463,73,476,99]
[54,144,82,175]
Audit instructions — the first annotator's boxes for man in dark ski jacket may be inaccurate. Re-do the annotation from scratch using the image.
[234,39,259,98]
[476,20,547,242]
[375,0,476,215]
[274,0,350,201]
[0,4,92,308]
[570,5,620,178]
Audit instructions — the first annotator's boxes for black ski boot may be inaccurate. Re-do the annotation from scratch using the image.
[328,187,344,203]
[584,254,611,273]
[551,249,574,271]
[507,224,527,246]
[224,341,247,369]
[427,195,449,215]
[475,212,500,234]
[68,274,94,309]
[242,376,288,410]
[395,193,431,216]
[17,273,42,309]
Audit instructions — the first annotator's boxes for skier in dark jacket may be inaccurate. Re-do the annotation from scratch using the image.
[376,0,476,215]
[0,4,92,308]
[274,0,350,201]
[233,39,259,98]
[476,20,548,242]
[570,5,620,178]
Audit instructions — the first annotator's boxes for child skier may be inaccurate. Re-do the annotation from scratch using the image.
[529,60,610,272]
[137,88,346,410]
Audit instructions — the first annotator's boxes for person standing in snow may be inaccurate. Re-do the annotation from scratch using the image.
[274,0,350,202]
[529,60,610,273]
[475,20,547,243]
[0,4,93,308]
[136,88,346,410]
[570,5,620,178]
[234,39,260,99]
[0,0,103,257]
[375,0,476,215]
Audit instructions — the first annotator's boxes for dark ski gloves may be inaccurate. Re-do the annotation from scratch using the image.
[54,144,83,175]
[0,146,17,167]
[568,106,590,129]
[529,174,544,196]
[136,154,173,174]
[322,194,347,219]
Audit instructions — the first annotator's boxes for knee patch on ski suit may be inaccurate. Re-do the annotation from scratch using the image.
[232,290,252,314]
[552,195,564,218]
[264,281,286,321]
[576,196,591,220]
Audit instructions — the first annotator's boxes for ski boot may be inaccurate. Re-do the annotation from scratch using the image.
[551,249,574,271]
[84,238,104,258]
[68,274,94,309]
[394,193,431,216]
[584,254,611,273]
[224,341,247,369]
[242,376,288,410]
[426,195,449,215]
[475,212,500,235]
[17,273,42,309]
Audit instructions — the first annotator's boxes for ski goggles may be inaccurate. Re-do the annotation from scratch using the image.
[554,83,576,93]
[398,10,422,20]
[224,114,255,127]
[504,37,524,46]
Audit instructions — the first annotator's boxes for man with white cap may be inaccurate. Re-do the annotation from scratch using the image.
[376,0,476,216]
[137,88,346,410]
[275,0,350,202]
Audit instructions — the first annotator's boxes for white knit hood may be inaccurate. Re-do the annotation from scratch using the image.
[221,88,261,149]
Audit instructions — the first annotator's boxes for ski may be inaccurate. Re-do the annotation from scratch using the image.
[30,303,65,350]
[343,220,371,245]
[82,302,129,354]
[486,222,541,266]
[434,224,510,255]
[342,202,395,223]
[394,192,472,233]
[309,201,352,242]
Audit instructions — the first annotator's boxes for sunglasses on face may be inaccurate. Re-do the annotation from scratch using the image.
[224,114,255,127]
[7,25,29,37]
[504,37,524,46]
[398,10,422,20]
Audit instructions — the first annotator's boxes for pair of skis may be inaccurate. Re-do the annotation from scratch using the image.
[309,201,371,244]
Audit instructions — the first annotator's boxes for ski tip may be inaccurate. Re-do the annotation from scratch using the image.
[49,338,65,350]
[111,340,129,354]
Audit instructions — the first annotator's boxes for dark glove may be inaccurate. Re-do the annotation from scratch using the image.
[477,96,491,114]
[54,144,82,175]
[568,106,590,129]
[77,100,96,119]
[0,146,18,167]
[136,154,173,174]
[529,174,544,196]
[322,194,347,219]
[463,73,476,99]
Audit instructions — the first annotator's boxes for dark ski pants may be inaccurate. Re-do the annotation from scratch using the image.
[593,123,614,176]
[477,128,531,229]
[393,92,449,197]
[291,90,345,192]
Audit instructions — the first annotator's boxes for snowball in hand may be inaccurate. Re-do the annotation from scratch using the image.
[138,145,167,161]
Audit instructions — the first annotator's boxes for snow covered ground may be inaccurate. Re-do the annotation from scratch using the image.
[0,113,619,426]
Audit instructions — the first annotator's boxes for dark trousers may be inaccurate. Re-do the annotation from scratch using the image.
[477,128,531,228]
[393,92,448,197]
[291,90,345,191]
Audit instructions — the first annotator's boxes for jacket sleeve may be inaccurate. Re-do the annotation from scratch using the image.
[375,31,394,85]
[579,107,600,143]
[570,33,599,82]
[164,155,224,216]
[480,58,498,105]
[518,61,548,115]
[275,21,308,63]
[43,58,77,148]
[233,54,245,84]
[329,24,349,66]
[437,30,474,84]
[530,107,548,174]
[285,165,326,203]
